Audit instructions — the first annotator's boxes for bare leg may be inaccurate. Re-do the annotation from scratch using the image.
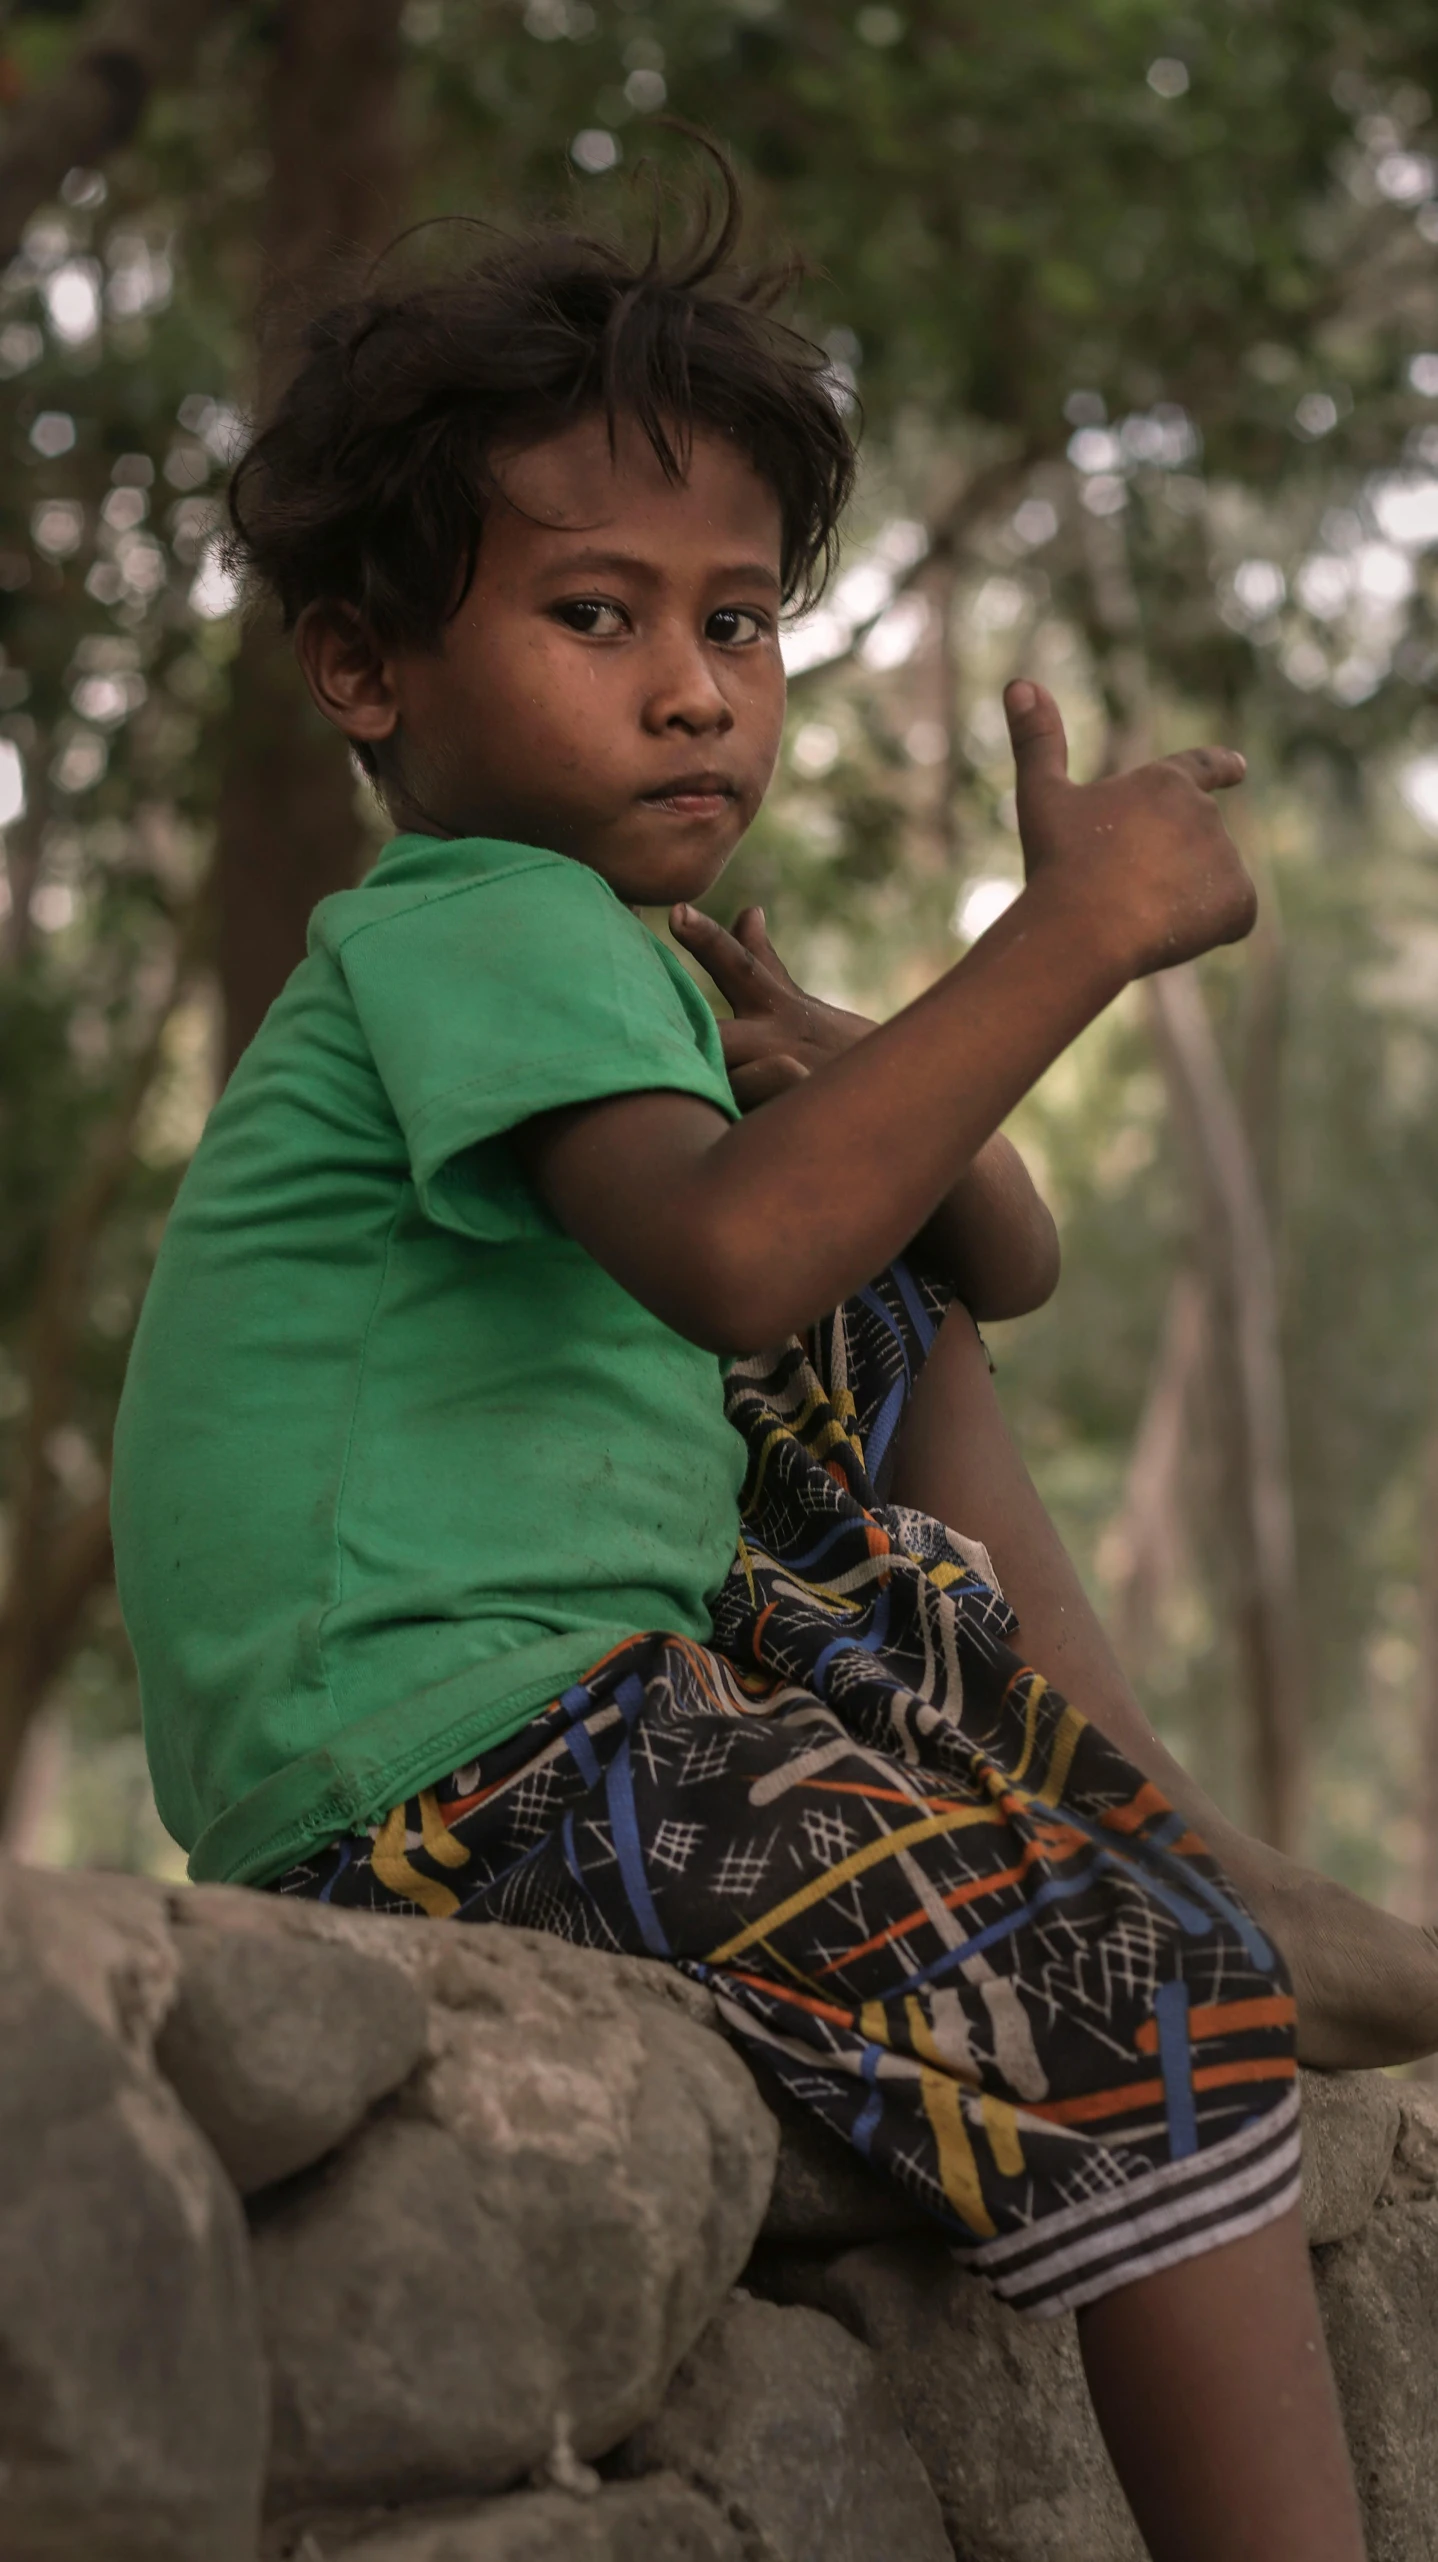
[888,1303,1438,2068]
[1080,2209,1365,2562]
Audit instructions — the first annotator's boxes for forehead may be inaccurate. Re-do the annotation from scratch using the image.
[486,413,783,576]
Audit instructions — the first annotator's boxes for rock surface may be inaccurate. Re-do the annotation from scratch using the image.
[284,2476,744,2559]
[0,1867,267,2562]
[1379,2079,1438,2205]
[760,2237,1145,2562]
[254,1923,778,2509]
[619,2291,951,2562]
[7,1854,1438,2562]
[1313,2196,1438,2562]
[1300,2068,1402,2245]
[156,1917,428,2194]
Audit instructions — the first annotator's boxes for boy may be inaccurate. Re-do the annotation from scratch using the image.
[113,182,1410,2558]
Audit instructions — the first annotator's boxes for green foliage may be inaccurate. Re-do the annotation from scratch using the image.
[3,0,1438,1896]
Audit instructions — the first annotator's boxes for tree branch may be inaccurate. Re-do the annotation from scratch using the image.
[787,446,1049,694]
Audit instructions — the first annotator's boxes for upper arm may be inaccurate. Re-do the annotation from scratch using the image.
[517,1086,742,1348]
[329,858,736,1248]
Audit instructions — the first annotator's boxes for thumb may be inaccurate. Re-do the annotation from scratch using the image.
[1004,680,1070,791]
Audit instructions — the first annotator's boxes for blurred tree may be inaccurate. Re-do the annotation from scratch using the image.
[213,0,406,1067]
[0,0,235,267]
[1,0,1437,1894]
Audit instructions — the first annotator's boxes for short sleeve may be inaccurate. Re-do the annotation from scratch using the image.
[327,853,737,1243]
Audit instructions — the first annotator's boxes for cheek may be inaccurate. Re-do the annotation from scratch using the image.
[515,631,619,726]
[437,627,608,772]
[746,663,788,779]
[512,649,632,787]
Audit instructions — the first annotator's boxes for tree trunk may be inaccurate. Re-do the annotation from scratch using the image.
[1079,502,1307,1852]
[1146,967,1307,1851]
[0,921,195,1810]
[215,0,407,1072]
[0,0,411,1821]
[1238,898,1288,1221]
[1098,1265,1207,1672]
[1416,1388,1438,1923]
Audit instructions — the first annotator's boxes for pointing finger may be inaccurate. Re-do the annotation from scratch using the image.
[670,903,780,1014]
[1004,680,1070,790]
[1162,745,1247,795]
[732,905,800,991]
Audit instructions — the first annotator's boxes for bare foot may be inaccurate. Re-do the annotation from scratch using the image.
[1201,1820,1438,2070]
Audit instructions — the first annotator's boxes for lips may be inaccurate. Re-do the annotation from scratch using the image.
[639,773,737,814]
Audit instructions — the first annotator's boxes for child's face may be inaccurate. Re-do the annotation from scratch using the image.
[305,414,788,907]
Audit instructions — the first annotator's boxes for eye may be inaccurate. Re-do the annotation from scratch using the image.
[705,606,768,647]
[552,598,629,637]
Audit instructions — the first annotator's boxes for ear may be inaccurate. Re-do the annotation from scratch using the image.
[294,601,399,750]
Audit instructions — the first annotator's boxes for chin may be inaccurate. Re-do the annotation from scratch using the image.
[599,839,738,912]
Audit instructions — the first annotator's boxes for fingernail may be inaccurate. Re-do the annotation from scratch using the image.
[1008,681,1036,713]
[674,902,692,922]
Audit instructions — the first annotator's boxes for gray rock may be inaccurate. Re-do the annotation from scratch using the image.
[0,1869,267,2562]
[155,1916,428,2193]
[254,2112,560,2507]
[2,1857,179,2056]
[1379,2080,1438,2207]
[1312,2199,1438,2562]
[254,1927,778,2511]
[270,2476,743,2560]
[752,2067,927,2248]
[183,1890,694,2011]
[761,2238,1145,2562]
[620,2291,950,2562]
[1300,2068,1402,2246]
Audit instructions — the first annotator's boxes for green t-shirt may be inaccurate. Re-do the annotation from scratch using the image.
[112,832,745,1887]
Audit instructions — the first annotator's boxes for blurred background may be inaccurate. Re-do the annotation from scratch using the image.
[2,0,1438,1912]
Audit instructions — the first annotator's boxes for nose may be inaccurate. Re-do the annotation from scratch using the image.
[641,622,734,738]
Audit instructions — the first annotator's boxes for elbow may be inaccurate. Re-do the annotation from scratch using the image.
[968,1210,1061,1323]
[655,1216,810,1359]
[1024,1209,1062,1312]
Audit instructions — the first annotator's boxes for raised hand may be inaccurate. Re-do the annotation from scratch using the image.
[528,690,1255,1357]
[1003,680,1257,978]
[669,902,874,1111]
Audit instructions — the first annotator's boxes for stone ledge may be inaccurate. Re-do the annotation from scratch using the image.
[3,1858,1435,2562]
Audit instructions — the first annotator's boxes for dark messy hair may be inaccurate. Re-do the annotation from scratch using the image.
[225,149,857,657]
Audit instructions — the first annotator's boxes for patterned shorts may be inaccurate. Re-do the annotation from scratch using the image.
[274,1265,1300,2316]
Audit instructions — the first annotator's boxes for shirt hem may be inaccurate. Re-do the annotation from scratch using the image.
[185,1625,646,1889]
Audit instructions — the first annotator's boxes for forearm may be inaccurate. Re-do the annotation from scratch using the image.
[529,880,1121,1353]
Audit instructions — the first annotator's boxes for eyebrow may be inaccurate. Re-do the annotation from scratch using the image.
[539,545,782,594]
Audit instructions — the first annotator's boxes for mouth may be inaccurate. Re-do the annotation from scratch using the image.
[638,773,739,819]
